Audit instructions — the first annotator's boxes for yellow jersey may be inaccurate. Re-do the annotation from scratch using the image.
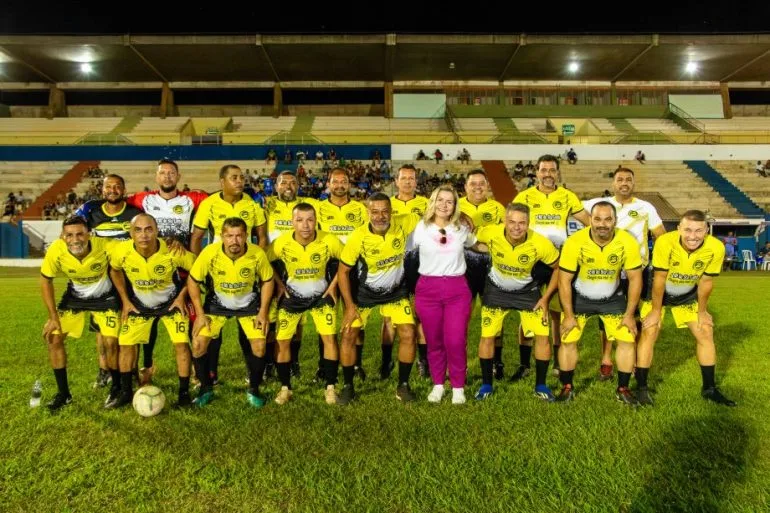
[513,186,584,249]
[390,195,429,217]
[652,232,724,305]
[315,198,368,244]
[263,196,319,243]
[458,196,505,232]
[192,192,267,242]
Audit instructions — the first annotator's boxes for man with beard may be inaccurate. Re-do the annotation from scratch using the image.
[76,174,142,388]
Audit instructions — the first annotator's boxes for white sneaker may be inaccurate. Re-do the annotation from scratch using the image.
[451,388,466,405]
[427,384,445,403]
[275,386,292,405]
[324,385,339,405]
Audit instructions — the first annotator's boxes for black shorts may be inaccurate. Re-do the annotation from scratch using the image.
[465,250,490,300]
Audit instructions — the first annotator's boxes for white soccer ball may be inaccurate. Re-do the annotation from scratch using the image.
[132,385,166,417]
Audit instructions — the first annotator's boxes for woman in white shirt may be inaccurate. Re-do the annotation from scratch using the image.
[412,184,482,404]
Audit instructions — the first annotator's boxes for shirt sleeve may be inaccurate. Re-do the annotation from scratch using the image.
[326,234,343,259]
[512,191,525,204]
[255,249,274,282]
[567,190,585,215]
[188,247,210,283]
[494,201,505,223]
[410,221,425,247]
[359,203,370,224]
[340,229,363,267]
[622,234,643,270]
[266,238,280,263]
[192,197,211,230]
[125,192,144,210]
[475,225,492,245]
[559,238,579,273]
[704,238,725,276]
[40,243,60,278]
[108,242,128,270]
[539,237,560,266]
[176,250,196,272]
[253,202,267,226]
[652,236,671,271]
[647,204,663,231]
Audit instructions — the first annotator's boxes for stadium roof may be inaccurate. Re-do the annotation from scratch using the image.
[2,34,770,89]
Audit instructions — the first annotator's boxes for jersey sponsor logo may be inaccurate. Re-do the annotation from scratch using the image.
[671,272,700,281]
[533,203,541,208]
[239,210,250,219]
[131,267,140,273]
[672,261,680,266]
[518,254,530,264]
[154,265,167,275]
[310,253,322,264]
[607,254,619,265]
[221,282,250,290]
[376,254,402,267]
[496,252,505,258]
[276,220,292,227]
[498,263,528,273]
[326,215,335,220]
[693,260,705,271]
[392,238,403,250]
[173,205,184,215]
[371,249,381,255]
[90,263,103,271]
[411,207,422,214]
[587,269,615,276]
[585,258,595,264]
[239,267,252,278]
[552,200,564,210]
[535,214,561,221]
[628,210,639,218]
[482,212,493,222]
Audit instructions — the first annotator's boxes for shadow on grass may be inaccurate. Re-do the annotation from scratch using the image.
[630,411,749,513]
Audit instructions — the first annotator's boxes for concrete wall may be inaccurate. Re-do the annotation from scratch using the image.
[669,95,724,119]
[394,94,446,118]
[450,105,668,118]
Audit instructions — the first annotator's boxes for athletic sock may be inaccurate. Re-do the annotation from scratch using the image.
[535,359,549,387]
[417,343,428,361]
[277,362,292,388]
[342,365,355,386]
[519,345,533,368]
[700,365,716,390]
[355,344,363,367]
[635,367,650,389]
[265,341,276,366]
[317,337,325,367]
[143,320,158,368]
[193,355,212,392]
[53,367,70,396]
[398,361,412,384]
[178,376,190,394]
[494,345,503,364]
[208,336,223,376]
[290,339,301,364]
[324,359,339,386]
[618,371,631,388]
[559,369,574,387]
[480,358,493,386]
[250,355,267,392]
[381,344,393,369]
[120,372,133,396]
[109,369,121,389]
[553,345,561,368]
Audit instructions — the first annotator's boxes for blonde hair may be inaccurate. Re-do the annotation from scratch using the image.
[423,185,461,228]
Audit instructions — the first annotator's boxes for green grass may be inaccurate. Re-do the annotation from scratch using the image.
[1,268,769,512]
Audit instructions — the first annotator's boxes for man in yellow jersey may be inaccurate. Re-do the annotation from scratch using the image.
[385,163,430,379]
[188,217,275,408]
[316,168,369,379]
[513,155,590,379]
[190,164,268,386]
[268,202,343,405]
[557,202,643,405]
[474,203,561,402]
[458,169,506,377]
[583,167,666,381]
[107,214,196,409]
[639,210,735,406]
[40,215,121,411]
[337,193,420,404]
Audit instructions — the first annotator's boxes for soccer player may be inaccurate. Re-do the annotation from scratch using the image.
[557,202,643,404]
[126,159,208,385]
[385,163,430,378]
[268,203,343,405]
[583,167,665,381]
[513,155,590,379]
[458,169,506,377]
[337,192,419,404]
[639,210,735,406]
[40,215,121,410]
[188,217,275,408]
[190,164,267,386]
[107,214,196,408]
[316,168,369,379]
[76,174,143,387]
[474,203,560,401]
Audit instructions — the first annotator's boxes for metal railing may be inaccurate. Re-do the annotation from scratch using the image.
[74,133,135,145]
[668,103,705,133]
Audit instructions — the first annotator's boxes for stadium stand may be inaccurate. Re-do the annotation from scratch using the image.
[511,118,548,132]
[0,118,123,145]
[625,119,685,133]
[708,160,770,212]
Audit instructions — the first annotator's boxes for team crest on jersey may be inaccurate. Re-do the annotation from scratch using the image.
[482,317,492,327]
[607,254,619,265]
[122,222,131,231]
[482,212,493,222]
[693,260,705,271]
[628,210,639,218]
[345,212,357,222]
[90,263,103,271]
[239,267,251,278]
[553,201,564,210]
[392,238,402,249]
[239,210,250,219]
[518,254,530,264]
[154,265,166,275]
[371,249,381,255]
[311,253,322,264]
[173,205,184,215]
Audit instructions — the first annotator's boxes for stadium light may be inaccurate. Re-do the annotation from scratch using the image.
[568,62,579,73]
[685,62,698,73]
[80,62,92,73]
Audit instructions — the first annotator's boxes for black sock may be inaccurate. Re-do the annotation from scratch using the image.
[343,365,355,386]
[381,344,393,369]
[618,371,631,388]
[519,345,533,368]
[535,359,549,387]
[480,358,493,386]
[277,362,292,388]
[178,376,190,394]
[559,369,574,387]
[249,354,267,392]
[193,355,212,392]
[398,361,412,385]
[109,369,121,388]
[494,344,503,364]
[553,345,561,368]
[265,341,275,366]
[120,372,133,396]
[355,344,363,367]
[208,336,223,376]
[318,337,325,367]
[324,358,339,386]
[700,365,716,390]
[53,367,69,396]
[144,320,158,368]
[290,339,301,364]
[635,367,650,389]
[417,344,428,361]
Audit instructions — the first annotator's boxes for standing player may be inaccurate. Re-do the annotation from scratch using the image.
[315,168,369,380]
[639,211,735,406]
[107,214,196,408]
[40,216,121,410]
[187,218,275,408]
[385,163,430,378]
[126,159,208,384]
[337,193,419,404]
[557,202,642,404]
[76,174,142,387]
[513,155,590,379]
[583,167,665,381]
[458,170,506,378]
[190,164,267,386]
[268,203,343,405]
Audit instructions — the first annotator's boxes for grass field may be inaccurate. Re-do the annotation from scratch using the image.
[1,267,769,512]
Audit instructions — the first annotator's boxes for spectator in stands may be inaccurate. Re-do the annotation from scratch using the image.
[434,149,444,164]
[756,161,767,177]
[328,148,337,161]
[417,149,428,160]
[757,242,770,265]
[635,150,646,164]
[602,189,612,197]
[266,148,277,163]
[284,149,293,164]
[296,149,306,162]
[315,150,324,162]
[566,148,578,164]
[373,149,382,162]
[182,184,191,193]
[722,231,738,270]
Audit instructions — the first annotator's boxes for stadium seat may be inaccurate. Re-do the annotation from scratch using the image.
[741,250,757,270]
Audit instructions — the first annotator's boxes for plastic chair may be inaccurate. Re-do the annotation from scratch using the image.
[761,259,770,271]
[741,250,756,270]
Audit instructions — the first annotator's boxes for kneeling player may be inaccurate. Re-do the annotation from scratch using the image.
[639,210,735,406]
[108,214,196,408]
[40,215,121,410]
[269,203,343,405]
[188,218,275,408]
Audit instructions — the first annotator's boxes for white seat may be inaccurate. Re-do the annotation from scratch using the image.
[741,250,756,270]
[762,260,770,271]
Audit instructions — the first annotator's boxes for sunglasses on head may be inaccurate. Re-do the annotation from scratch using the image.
[439,228,447,244]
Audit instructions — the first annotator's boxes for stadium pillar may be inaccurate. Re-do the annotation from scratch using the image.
[720,83,732,119]
[273,84,283,117]
[610,83,618,105]
[160,83,176,119]
[384,82,393,118]
[48,87,66,118]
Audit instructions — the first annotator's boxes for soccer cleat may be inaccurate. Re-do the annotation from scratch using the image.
[396,383,416,402]
[313,367,326,384]
[616,386,639,406]
[636,388,654,407]
[534,384,556,402]
[451,388,466,405]
[275,386,293,405]
[104,392,132,410]
[93,368,111,388]
[417,358,430,379]
[139,365,156,386]
[104,386,121,407]
[338,384,356,405]
[324,385,339,405]
[354,365,367,382]
[47,393,72,411]
[556,384,574,402]
[474,384,494,401]
[494,361,505,380]
[290,362,301,378]
[246,390,265,409]
[176,391,193,408]
[193,390,214,408]
[379,360,395,380]
[263,363,276,381]
[702,387,737,407]
[508,365,531,383]
[427,385,445,403]
[599,363,614,382]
